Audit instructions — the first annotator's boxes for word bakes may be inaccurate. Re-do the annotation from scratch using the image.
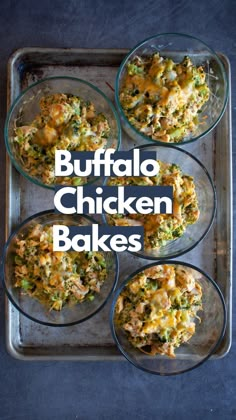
[53,225,144,252]
[55,149,159,177]
[54,186,173,215]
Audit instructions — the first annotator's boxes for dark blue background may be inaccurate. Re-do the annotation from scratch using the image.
[0,1,235,419]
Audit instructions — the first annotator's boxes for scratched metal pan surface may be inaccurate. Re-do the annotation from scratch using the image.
[5,48,232,360]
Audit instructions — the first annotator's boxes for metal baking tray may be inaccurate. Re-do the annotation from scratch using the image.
[5,48,232,360]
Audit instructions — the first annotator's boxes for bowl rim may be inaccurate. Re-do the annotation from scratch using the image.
[103,143,217,260]
[110,259,227,376]
[115,32,229,146]
[4,75,122,190]
[1,209,119,327]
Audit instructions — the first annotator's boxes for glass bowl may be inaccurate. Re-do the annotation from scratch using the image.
[110,261,226,376]
[115,33,228,146]
[5,76,121,189]
[1,210,119,327]
[104,144,216,260]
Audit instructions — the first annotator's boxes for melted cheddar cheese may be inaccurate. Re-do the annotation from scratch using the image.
[115,264,202,358]
[120,53,210,143]
[107,160,199,250]
[14,223,107,311]
[13,93,110,186]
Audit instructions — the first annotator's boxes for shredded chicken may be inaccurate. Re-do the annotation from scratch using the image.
[120,53,209,143]
[115,264,202,358]
[108,159,199,250]
[14,223,107,310]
